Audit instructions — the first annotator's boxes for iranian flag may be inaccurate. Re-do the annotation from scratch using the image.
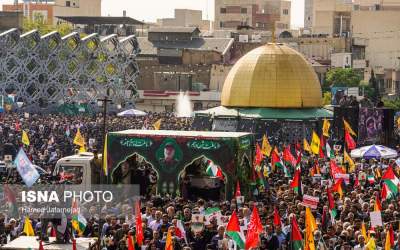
[205,207,222,224]
[206,160,224,180]
[290,217,303,250]
[226,211,245,249]
[175,220,187,244]
[367,175,375,185]
[326,142,335,159]
[382,166,399,197]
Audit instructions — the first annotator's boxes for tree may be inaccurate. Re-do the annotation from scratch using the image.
[322,91,332,105]
[325,68,362,88]
[23,13,72,36]
[383,98,400,111]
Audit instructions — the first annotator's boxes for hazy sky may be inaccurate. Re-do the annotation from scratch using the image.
[0,0,304,28]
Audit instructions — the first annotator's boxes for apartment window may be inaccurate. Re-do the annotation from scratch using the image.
[283,9,289,15]
[220,21,224,28]
[220,8,227,13]
[241,8,247,13]
[66,1,70,7]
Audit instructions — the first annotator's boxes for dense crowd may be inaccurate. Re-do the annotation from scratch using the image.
[0,112,400,250]
[0,112,192,183]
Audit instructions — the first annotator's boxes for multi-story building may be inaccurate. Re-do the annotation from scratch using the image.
[2,0,101,25]
[3,2,54,24]
[157,9,211,31]
[53,0,101,24]
[214,0,291,34]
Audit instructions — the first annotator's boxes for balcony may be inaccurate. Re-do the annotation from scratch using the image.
[352,59,367,69]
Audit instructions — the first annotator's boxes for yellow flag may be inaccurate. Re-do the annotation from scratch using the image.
[153,119,162,130]
[361,222,368,242]
[22,130,30,146]
[344,150,355,172]
[304,207,316,250]
[103,134,108,176]
[23,217,35,236]
[73,128,85,147]
[322,119,331,137]
[261,134,272,157]
[310,131,320,155]
[303,138,311,153]
[79,145,86,153]
[343,119,357,137]
[165,228,173,250]
[385,230,391,250]
[305,207,317,232]
[366,237,376,250]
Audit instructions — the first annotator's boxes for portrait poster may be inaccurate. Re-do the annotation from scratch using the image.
[358,108,383,145]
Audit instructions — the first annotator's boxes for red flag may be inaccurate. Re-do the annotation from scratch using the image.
[374,194,382,211]
[245,206,263,250]
[72,239,77,250]
[321,207,327,230]
[327,188,335,210]
[15,121,21,132]
[389,224,395,246]
[235,181,241,197]
[295,151,302,166]
[319,135,325,159]
[345,130,356,150]
[254,143,263,166]
[127,234,135,250]
[51,227,57,237]
[295,141,301,154]
[283,146,297,167]
[290,217,303,241]
[330,160,344,179]
[273,207,281,226]
[381,183,389,202]
[135,200,144,246]
[39,240,44,250]
[354,175,360,188]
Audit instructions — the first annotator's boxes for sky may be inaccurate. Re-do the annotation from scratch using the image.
[0,0,305,28]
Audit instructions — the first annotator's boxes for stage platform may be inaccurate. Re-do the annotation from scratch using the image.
[1,236,97,250]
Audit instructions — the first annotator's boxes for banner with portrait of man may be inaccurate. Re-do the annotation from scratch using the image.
[358,108,383,145]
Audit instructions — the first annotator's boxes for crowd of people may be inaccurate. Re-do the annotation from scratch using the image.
[0,111,400,250]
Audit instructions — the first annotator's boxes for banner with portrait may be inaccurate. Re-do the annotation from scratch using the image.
[358,108,383,145]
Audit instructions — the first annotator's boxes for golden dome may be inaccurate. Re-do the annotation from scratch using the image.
[221,43,322,108]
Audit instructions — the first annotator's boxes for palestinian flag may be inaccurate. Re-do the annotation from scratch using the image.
[381,182,395,202]
[290,217,303,250]
[226,211,245,249]
[290,170,302,195]
[272,147,290,177]
[327,188,337,219]
[382,166,399,196]
[206,160,224,180]
[283,146,297,168]
[71,200,87,236]
[326,142,335,159]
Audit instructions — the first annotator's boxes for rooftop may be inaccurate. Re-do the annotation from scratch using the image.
[56,16,144,25]
[137,37,234,55]
[148,26,200,34]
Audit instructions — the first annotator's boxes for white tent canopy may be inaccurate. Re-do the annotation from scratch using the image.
[117,109,147,117]
[350,145,398,159]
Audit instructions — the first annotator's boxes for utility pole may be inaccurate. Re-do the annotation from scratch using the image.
[97,95,112,147]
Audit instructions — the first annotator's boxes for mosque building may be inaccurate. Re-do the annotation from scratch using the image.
[193,43,333,144]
